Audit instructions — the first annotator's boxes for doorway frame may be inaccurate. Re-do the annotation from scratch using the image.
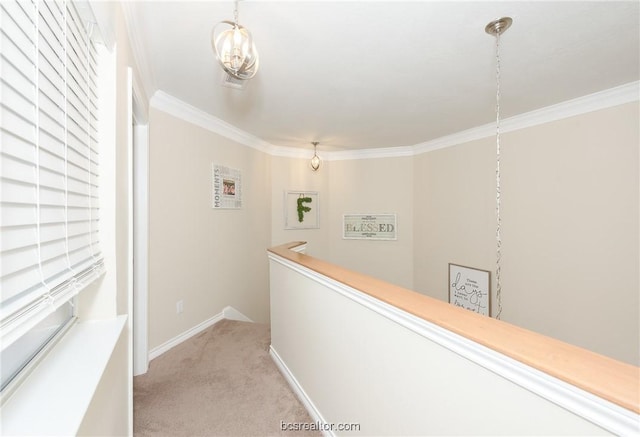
[131,71,149,377]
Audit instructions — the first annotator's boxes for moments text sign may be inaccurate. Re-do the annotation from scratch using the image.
[212,164,242,209]
[343,214,397,240]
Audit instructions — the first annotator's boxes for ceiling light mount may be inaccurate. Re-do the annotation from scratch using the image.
[212,0,259,80]
[485,17,512,36]
[310,142,321,172]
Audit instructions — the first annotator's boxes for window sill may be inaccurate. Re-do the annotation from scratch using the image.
[1,315,127,436]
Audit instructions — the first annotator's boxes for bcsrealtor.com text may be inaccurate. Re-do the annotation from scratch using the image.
[281,420,361,432]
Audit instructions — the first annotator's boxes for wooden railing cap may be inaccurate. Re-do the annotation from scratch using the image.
[268,242,640,414]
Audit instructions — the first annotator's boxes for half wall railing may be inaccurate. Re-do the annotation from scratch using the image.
[268,242,639,436]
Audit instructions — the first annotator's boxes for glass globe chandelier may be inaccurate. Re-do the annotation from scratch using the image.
[310,142,321,171]
[211,0,259,80]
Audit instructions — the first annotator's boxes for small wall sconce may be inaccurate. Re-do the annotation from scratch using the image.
[310,141,321,171]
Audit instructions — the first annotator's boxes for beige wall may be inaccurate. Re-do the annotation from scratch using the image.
[148,108,271,350]
[148,100,638,367]
[327,158,414,289]
[271,156,414,289]
[271,156,331,259]
[413,139,496,301]
[414,102,639,365]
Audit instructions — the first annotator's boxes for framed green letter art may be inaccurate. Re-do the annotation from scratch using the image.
[284,191,319,229]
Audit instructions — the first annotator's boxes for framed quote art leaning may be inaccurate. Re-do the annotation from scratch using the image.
[448,263,491,316]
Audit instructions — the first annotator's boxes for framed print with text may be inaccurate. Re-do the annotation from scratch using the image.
[448,263,491,316]
[212,164,242,209]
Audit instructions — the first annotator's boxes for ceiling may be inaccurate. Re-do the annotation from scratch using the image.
[125,1,639,152]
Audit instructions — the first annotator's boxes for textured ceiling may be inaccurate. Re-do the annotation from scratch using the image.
[126,1,640,151]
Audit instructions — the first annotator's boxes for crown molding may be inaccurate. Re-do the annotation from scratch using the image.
[150,91,275,154]
[120,2,155,107]
[413,80,639,155]
[266,145,415,161]
[150,80,639,160]
[268,145,314,159]
[329,146,415,161]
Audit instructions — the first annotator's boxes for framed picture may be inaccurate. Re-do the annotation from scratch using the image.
[212,164,242,209]
[448,263,491,316]
[343,214,397,240]
[284,191,319,229]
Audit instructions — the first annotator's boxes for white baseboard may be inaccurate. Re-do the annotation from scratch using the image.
[223,306,253,322]
[270,346,335,437]
[148,312,224,361]
[148,306,252,361]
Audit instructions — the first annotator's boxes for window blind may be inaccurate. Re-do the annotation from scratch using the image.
[0,0,104,352]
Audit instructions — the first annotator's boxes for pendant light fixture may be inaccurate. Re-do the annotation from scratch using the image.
[211,0,259,80]
[310,142,321,172]
[485,17,512,320]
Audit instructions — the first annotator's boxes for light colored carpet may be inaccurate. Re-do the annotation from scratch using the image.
[134,320,320,437]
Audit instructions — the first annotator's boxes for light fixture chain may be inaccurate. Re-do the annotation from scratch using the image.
[233,0,239,25]
[495,30,503,320]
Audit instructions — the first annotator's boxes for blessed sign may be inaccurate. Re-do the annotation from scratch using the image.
[343,214,397,240]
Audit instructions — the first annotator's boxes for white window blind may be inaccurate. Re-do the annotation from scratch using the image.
[0,0,104,362]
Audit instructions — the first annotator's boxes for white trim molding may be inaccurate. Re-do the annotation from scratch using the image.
[132,123,150,377]
[270,347,335,437]
[290,243,307,254]
[148,312,223,361]
[268,252,640,436]
[223,306,253,322]
[150,81,639,161]
[121,2,155,107]
[148,306,253,361]
[268,145,318,160]
[150,91,274,154]
[268,145,415,161]
[413,80,640,155]
[329,145,414,161]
